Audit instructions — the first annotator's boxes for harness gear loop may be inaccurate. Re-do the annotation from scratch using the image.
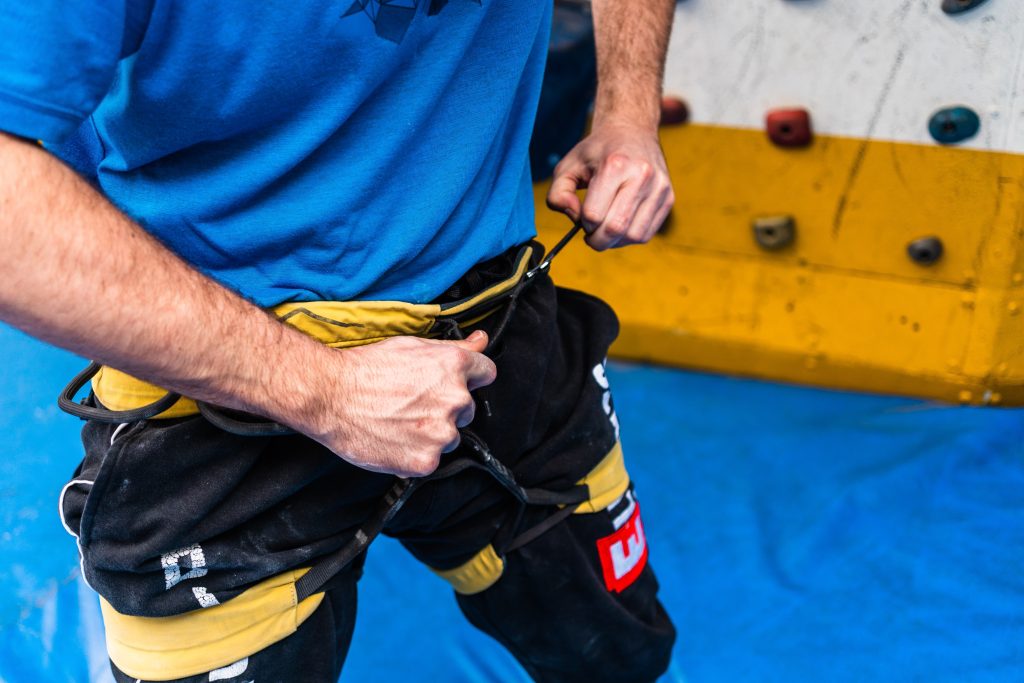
[58,362,183,424]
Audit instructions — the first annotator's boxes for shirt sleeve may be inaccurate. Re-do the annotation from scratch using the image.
[0,2,127,143]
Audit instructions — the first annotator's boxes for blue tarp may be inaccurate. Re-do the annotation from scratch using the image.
[2,321,1022,682]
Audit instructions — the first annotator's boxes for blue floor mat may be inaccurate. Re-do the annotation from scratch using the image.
[2,321,1022,682]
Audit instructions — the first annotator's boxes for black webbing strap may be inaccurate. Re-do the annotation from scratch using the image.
[519,485,589,507]
[293,431,592,601]
[294,477,417,602]
[455,429,592,556]
[58,362,183,424]
[460,429,590,507]
[500,502,582,555]
[459,430,529,504]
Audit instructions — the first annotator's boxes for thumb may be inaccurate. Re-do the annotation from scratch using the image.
[546,164,586,221]
[449,329,489,353]
[449,330,497,390]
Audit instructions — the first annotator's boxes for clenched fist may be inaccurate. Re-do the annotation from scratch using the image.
[288,330,497,477]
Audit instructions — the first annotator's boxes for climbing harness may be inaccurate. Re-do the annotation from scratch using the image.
[59,223,598,600]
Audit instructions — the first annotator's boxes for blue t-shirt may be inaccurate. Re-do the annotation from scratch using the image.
[0,1,550,306]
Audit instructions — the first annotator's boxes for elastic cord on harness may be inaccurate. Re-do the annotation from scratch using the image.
[196,401,295,437]
[58,362,183,424]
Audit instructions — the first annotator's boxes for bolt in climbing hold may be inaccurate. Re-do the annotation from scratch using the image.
[766,108,813,148]
[753,216,796,250]
[907,236,944,266]
[941,0,990,15]
[929,106,980,144]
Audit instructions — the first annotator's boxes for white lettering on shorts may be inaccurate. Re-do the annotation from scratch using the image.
[595,502,648,593]
[610,489,637,530]
[209,657,248,681]
[161,543,208,590]
[591,359,620,440]
[192,586,220,608]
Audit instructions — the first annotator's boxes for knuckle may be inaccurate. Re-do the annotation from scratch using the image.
[447,390,472,414]
[438,425,460,452]
[606,153,628,169]
[585,233,609,252]
[605,218,629,237]
[636,162,654,181]
[624,223,645,239]
[442,348,465,371]
[582,208,603,225]
[635,228,655,244]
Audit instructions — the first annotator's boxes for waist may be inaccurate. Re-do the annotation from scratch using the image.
[92,243,537,419]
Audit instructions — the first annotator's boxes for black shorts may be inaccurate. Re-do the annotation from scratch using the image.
[62,244,676,682]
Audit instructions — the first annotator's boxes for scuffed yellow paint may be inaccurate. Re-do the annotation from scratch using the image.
[535,123,1024,405]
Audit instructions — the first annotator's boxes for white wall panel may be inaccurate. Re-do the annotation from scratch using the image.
[664,0,1024,152]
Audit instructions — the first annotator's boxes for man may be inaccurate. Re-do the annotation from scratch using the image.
[0,1,676,681]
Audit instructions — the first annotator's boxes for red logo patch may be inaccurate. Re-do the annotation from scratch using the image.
[596,502,648,593]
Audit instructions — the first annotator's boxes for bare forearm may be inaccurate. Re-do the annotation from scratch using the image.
[0,133,326,422]
[545,0,675,249]
[590,0,675,131]
[0,132,499,476]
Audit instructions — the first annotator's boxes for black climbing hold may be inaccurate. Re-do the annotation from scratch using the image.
[929,106,980,145]
[907,237,944,266]
[941,0,990,15]
[753,216,796,250]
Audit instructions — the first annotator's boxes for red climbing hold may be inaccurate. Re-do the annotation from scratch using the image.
[660,96,690,126]
[766,108,813,148]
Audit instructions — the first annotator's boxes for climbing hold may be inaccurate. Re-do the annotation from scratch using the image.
[929,106,980,144]
[660,96,690,126]
[907,236,944,266]
[941,0,990,15]
[753,216,796,250]
[766,108,813,148]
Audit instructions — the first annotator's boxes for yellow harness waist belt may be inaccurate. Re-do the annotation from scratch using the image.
[90,245,534,419]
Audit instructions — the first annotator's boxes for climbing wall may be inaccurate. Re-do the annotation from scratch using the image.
[536,0,1024,405]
